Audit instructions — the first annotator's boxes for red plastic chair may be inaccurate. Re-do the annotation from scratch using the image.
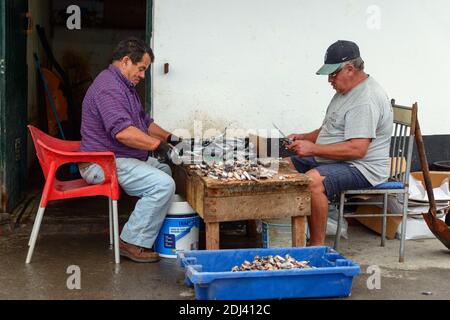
[26,125,121,263]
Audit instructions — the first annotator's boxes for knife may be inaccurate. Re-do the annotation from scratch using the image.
[272,123,293,145]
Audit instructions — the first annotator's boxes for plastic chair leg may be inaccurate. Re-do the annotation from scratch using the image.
[112,200,120,264]
[108,198,113,247]
[28,213,40,247]
[26,206,46,264]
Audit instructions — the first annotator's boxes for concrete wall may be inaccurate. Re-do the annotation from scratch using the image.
[152,0,450,137]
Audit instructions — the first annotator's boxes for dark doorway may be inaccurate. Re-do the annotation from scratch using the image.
[1,0,151,213]
[0,0,28,213]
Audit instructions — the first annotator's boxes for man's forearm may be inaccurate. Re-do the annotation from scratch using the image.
[116,126,161,151]
[313,140,368,160]
[301,128,321,143]
[148,122,171,142]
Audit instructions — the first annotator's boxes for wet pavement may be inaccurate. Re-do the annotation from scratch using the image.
[0,232,191,300]
[1,191,450,300]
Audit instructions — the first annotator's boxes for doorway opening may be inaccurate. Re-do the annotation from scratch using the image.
[27,0,148,185]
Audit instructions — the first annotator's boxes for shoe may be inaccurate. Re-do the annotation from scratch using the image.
[119,239,160,263]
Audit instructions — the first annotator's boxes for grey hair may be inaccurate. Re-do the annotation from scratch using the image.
[344,57,365,71]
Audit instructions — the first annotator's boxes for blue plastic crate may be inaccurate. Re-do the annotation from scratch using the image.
[177,246,360,300]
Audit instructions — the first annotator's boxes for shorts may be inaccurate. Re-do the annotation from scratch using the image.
[290,156,371,202]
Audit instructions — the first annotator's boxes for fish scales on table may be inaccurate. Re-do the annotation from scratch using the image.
[188,159,286,181]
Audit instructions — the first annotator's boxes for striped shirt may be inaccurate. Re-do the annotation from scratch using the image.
[80,64,153,160]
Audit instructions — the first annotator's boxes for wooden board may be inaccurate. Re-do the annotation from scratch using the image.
[202,191,310,222]
[172,164,311,249]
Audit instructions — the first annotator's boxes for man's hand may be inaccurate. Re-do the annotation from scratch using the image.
[167,134,182,147]
[286,140,316,157]
[287,133,304,141]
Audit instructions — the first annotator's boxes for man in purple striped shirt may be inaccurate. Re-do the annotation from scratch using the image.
[79,37,179,263]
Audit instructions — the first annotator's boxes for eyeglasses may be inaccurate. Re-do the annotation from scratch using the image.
[329,67,343,78]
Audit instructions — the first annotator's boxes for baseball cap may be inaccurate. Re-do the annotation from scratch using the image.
[316,40,360,75]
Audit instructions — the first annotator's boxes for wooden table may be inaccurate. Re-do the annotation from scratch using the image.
[173,163,311,250]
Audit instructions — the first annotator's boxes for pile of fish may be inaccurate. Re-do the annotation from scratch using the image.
[188,159,279,181]
[231,255,314,272]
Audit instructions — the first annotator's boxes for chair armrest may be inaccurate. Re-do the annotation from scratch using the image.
[35,136,81,152]
[37,140,118,180]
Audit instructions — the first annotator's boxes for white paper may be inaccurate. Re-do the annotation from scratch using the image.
[409,176,450,202]
[397,216,446,240]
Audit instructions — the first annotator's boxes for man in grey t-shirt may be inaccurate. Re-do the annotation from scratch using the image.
[286,40,393,246]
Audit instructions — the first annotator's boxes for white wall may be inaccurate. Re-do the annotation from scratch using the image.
[152,0,450,137]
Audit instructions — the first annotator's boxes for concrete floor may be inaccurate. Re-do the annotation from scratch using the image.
[1,193,450,300]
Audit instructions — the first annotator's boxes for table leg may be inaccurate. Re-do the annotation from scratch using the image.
[206,222,220,250]
[292,216,306,247]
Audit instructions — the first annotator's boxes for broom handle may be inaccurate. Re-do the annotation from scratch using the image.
[414,120,437,213]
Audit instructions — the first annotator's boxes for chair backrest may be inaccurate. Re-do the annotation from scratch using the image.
[389,100,418,185]
[28,125,80,179]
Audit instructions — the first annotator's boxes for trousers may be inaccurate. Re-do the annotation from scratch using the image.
[79,156,176,248]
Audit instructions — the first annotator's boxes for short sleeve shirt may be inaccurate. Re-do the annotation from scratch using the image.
[315,76,393,186]
[80,65,153,160]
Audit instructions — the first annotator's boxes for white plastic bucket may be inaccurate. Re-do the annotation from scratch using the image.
[155,195,200,258]
[261,205,347,247]
[262,218,292,248]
